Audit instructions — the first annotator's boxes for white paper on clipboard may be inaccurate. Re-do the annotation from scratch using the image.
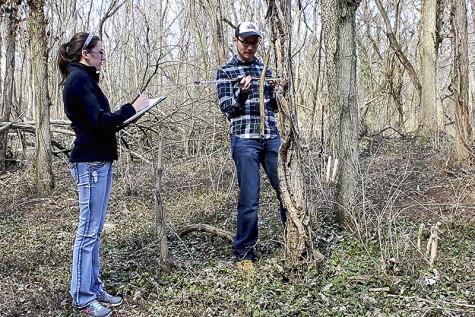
[123,95,167,125]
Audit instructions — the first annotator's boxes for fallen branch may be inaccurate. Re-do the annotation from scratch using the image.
[369,287,390,292]
[24,119,71,126]
[0,121,14,133]
[129,150,152,165]
[0,122,74,136]
[178,224,233,243]
[368,126,407,138]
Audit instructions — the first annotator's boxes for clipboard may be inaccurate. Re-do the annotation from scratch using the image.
[118,95,166,129]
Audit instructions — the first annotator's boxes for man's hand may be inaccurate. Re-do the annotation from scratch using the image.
[239,75,253,93]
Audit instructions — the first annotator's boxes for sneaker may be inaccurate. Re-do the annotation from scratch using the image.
[97,291,123,307]
[80,300,111,317]
[235,259,255,274]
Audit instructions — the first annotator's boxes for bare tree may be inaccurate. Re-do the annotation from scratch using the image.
[0,0,19,171]
[375,0,422,106]
[322,0,360,226]
[154,134,169,269]
[267,0,322,265]
[450,0,473,163]
[28,0,54,192]
[420,0,441,137]
[471,0,475,129]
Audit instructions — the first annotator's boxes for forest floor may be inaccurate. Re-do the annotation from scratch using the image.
[0,137,474,317]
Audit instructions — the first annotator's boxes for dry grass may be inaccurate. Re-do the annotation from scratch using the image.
[0,137,474,316]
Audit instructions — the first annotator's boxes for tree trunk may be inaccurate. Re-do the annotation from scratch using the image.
[0,1,18,171]
[211,0,226,66]
[155,134,169,269]
[267,0,322,266]
[322,0,360,226]
[471,0,475,130]
[28,0,54,193]
[450,0,473,163]
[420,0,441,137]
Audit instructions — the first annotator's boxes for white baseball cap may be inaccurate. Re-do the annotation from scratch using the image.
[235,22,261,38]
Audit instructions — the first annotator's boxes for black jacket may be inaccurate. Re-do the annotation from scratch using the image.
[63,62,135,162]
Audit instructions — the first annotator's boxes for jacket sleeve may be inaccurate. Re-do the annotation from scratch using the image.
[216,68,247,119]
[69,75,136,130]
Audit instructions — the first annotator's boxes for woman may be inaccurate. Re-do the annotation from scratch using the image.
[57,32,148,317]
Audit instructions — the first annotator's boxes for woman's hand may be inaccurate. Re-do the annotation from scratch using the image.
[132,94,149,112]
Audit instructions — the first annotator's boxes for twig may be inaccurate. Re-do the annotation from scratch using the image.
[326,156,332,183]
[369,287,390,292]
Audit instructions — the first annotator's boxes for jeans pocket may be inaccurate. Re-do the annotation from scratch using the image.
[87,161,106,184]
[87,161,106,169]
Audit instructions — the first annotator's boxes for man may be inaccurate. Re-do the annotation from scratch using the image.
[216,22,286,267]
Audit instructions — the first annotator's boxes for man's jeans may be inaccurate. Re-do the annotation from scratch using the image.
[231,135,286,260]
[69,161,112,308]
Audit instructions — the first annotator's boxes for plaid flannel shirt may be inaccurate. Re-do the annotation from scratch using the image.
[216,55,279,139]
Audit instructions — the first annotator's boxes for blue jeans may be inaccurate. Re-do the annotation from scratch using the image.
[231,135,286,260]
[69,161,113,308]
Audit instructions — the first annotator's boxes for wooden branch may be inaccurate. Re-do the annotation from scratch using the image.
[98,0,127,39]
[24,119,71,125]
[51,140,70,157]
[0,122,14,133]
[221,17,236,29]
[374,0,421,100]
[154,134,169,268]
[259,50,271,138]
[0,122,74,135]
[326,156,332,183]
[2,121,155,163]
[129,150,152,165]
[178,224,234,243]
[369,287,390,292]
[367,126,407,138]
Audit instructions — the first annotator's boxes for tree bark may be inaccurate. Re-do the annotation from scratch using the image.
[420,0,441,137]
[471,0,475,130]
[0,1,19,171]
[450,0,473,163]
[322,0,360,226]
[28,0,54,193]
[209,0,226,66]
[267,0,323,266]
